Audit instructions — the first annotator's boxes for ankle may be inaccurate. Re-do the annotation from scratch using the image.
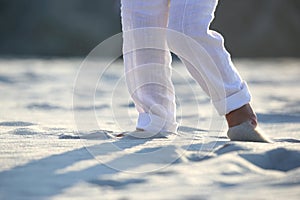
[226,104,257,128]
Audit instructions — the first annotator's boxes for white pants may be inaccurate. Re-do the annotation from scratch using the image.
[121,0,251,133]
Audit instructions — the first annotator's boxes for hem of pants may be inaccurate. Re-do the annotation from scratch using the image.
[213,81,252,115]
[136,112,178,133]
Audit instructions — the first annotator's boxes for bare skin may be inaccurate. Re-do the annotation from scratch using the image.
[225,103,258,128]
[132,103,258,134]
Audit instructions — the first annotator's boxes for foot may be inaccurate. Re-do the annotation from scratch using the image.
[225,104,271,143]
[227,121,271,143]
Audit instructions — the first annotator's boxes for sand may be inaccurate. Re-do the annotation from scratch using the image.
[0,58,300,199]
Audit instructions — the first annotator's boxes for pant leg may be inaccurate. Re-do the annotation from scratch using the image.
[121,0,178,133]
[168,0,251,115]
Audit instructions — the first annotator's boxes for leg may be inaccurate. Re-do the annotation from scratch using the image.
[168,0,269,142]
[168,0,250,116]
[121,0,178,133]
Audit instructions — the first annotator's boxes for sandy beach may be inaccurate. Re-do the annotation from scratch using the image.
[0,58,300,199]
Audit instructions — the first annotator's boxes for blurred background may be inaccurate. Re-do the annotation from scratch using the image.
[0,0,299,58]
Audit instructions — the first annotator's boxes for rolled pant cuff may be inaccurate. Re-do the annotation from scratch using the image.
[136,112,178,133]
[213,82,252,115]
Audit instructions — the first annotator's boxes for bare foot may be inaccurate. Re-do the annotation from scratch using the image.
[225,104,271,142]
[225,104,257,128]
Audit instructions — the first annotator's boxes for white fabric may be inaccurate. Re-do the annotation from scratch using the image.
[121,0,251,133]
